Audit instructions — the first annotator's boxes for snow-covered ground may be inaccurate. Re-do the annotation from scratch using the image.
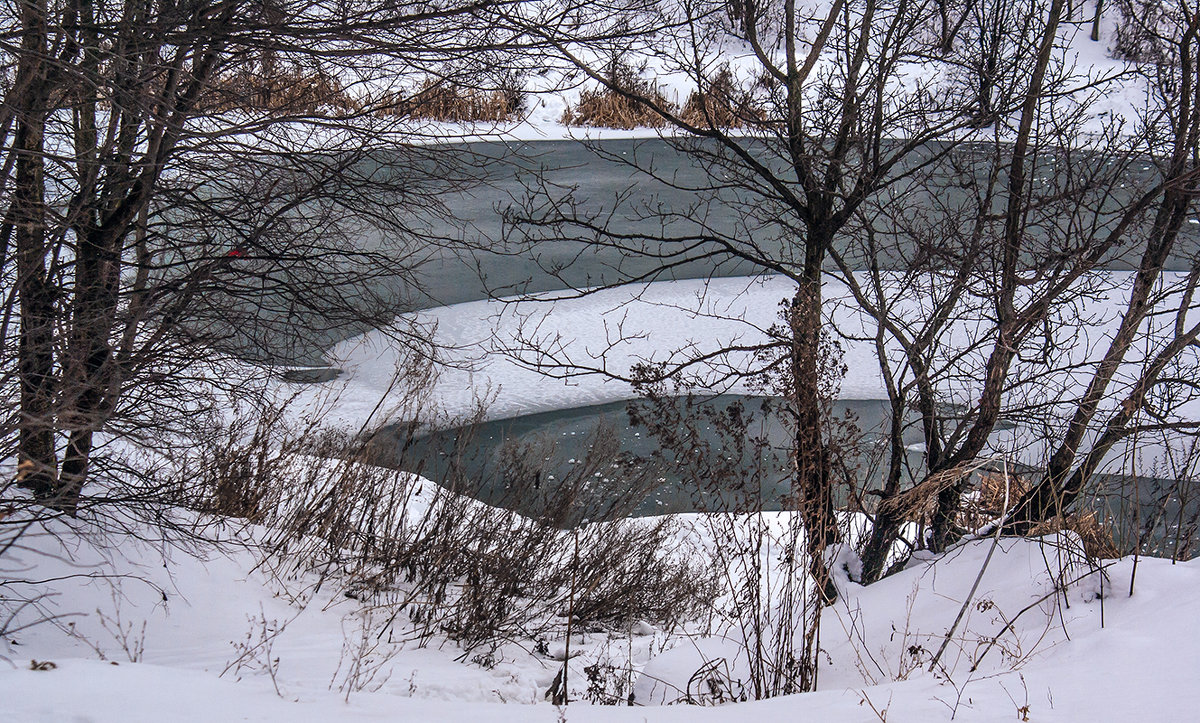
[412,0,1144,148]
[2,503,1197,722]
[299,271,1200,480]
[5,7,1199,722]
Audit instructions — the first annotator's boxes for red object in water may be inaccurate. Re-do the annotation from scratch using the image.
[226,248,245,258]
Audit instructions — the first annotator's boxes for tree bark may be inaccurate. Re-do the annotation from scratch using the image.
[1006,7,1200,531]
[12,0,59,502]
[789,234,841,602]
[928,0,1067,551]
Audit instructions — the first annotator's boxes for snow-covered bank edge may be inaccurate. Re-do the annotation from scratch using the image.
[2,492,1197,722]
[289,271,1200,484]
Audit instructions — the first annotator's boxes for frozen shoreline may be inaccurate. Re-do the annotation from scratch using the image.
[3,505,1196,722]
[295,271,1197,479]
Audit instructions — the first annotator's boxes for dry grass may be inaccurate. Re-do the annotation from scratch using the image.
[953,470,1031,532]
[173,406,719,649]
[201,67,359,115]
[378,78,524,122]
[680,66,764,129]
[979,470,1031,512]
[957,471,1121,559]
[1031,510,1122,560]
[562,62,675,129]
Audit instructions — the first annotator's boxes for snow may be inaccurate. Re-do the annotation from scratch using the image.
[7,287,1200,714]
[398,0,1148,150]
[5,5,1199,722]
[296,270,1200,480]
[3,505,1198,721]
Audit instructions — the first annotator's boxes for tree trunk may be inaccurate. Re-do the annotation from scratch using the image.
[59,224,120,514]
[57,0,108,514]
[1007,7,1199,531]
[789,253,841,602]
[12,0,59,502]
[1007,193,1192,530]
[928,0,1067,550]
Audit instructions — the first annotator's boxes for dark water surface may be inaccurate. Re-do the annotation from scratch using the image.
[319,139,1200,558]
[405,139,1200,309]
[367,394,1199,558]
[368,395,918,522]
[259,138,1200,365]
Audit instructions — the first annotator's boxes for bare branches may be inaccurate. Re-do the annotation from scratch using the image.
[0,0,533,511]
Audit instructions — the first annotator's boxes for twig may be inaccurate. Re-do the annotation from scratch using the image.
[970,562,1117,673]
[929,459,1010,673]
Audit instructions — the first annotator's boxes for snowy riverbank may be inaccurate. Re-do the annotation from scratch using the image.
[2,499,1196,722]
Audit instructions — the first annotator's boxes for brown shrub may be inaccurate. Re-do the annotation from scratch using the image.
[680,66,764,129]
[378,78,524,122]
[201,65,359,115]
[561,62,675,129]
[956,470,1031,532]
[1031,510,1123,560]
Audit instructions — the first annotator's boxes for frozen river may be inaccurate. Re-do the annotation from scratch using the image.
[257,138,1200,366]
[282,139,1199,558]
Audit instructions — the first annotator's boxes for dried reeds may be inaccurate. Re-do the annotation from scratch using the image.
[680,66,764,129]
[561,61,674,129]
[1031,510,1122,559]
[201,66,359,115]
[378,78,525,122]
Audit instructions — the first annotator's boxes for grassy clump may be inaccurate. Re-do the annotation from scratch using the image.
[1031,510,1122,560]
[680,66,764,129]
[379,78,525,122]
[958,471,1120,559]
[201,64,359,114]
[562,61,675,129]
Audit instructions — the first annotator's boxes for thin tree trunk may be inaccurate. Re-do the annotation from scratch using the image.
[940,0,978,55]
[1007,9,1200,531]
[1007,197,1194,530]
[58,0,127,512]
[928,0,1067,551]
[789,248,841,602]
[58,0,107,513]
[13,0,59,501]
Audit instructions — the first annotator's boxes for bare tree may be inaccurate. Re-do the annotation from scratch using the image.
[499,0,1003,599]
[1006,2,1200,531]
[495,0,1113,590]
[467,0,1122,697]
[792,0,1200,576]
[493,0,1200,590]
[0,0,536,513]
